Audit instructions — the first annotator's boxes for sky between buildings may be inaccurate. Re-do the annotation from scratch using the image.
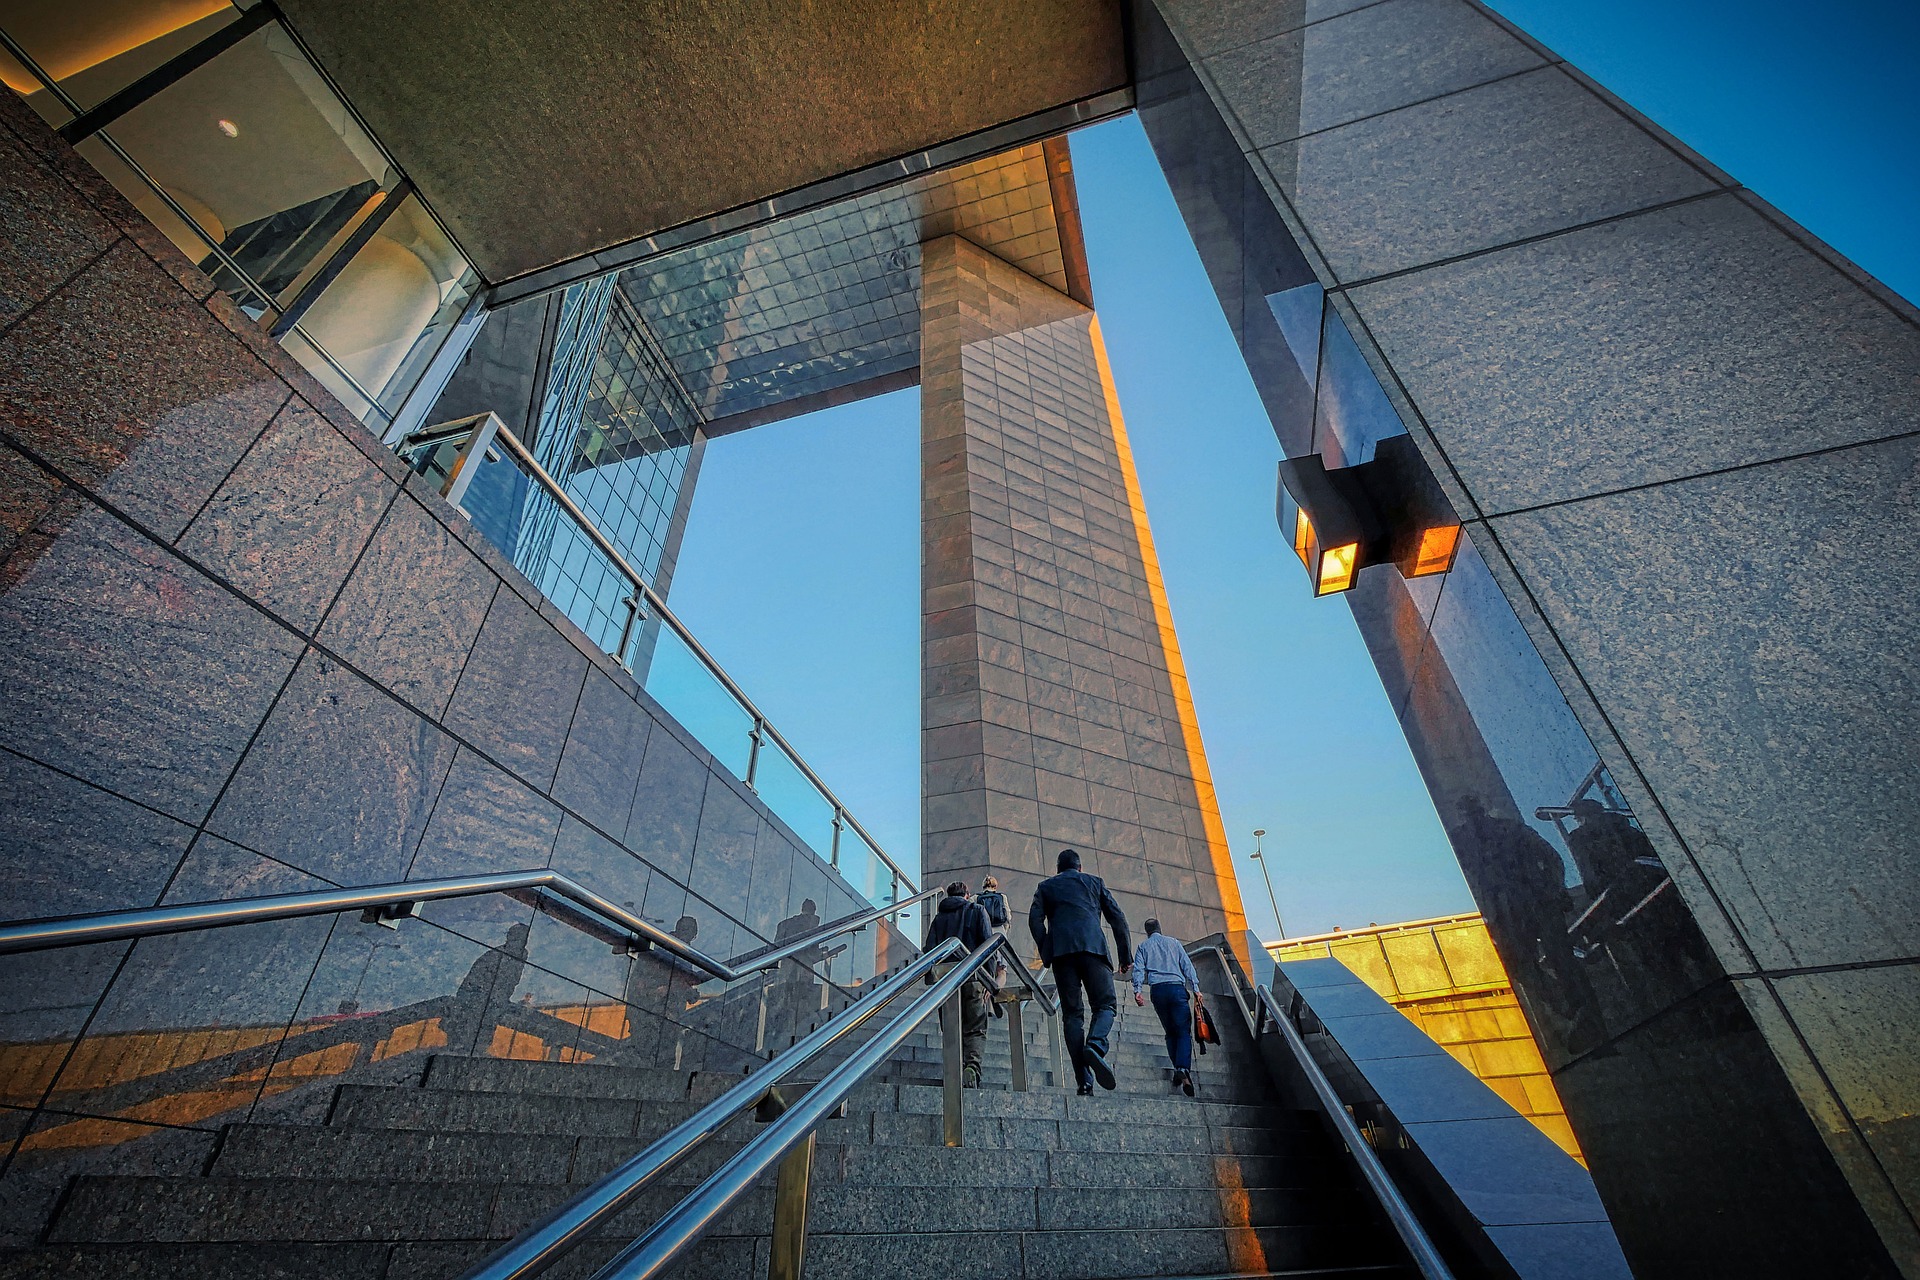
[666,0,1917,943]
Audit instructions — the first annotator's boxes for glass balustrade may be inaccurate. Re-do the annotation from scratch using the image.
[397,416,917,915]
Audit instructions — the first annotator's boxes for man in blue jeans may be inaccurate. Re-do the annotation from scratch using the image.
[1131,917,1201,1096]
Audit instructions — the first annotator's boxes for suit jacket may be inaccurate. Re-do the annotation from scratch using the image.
[1027,870,1131,970]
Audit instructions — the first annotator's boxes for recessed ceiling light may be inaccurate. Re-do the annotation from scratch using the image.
[217,119,239,137]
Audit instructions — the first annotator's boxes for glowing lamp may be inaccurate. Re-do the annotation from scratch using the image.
[1276,436,1461,598]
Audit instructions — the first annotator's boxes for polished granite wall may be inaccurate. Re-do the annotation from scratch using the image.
[1136,0,1920,1275]
[0,88,903,1245]
[919,234,1248,956]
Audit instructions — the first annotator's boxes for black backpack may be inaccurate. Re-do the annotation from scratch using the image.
[977,890,1009,927]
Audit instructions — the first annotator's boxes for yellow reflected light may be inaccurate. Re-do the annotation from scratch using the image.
[1410,524,1461,577]
[1292,509,1314,569]
[1316,542,1359,595]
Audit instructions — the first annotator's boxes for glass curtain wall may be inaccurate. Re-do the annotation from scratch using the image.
[0,0,478,431]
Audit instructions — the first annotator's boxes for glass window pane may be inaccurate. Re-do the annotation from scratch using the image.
[96,22,392,305]
[1,0,240,119]
[297,195,478,417]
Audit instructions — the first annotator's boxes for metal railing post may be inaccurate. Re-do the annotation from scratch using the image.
[441,412,503,510]
[1007,994,1028,1093]
[745,718,765,791]
[614,591,645,668]
[942,977,965,1147]
[829,810,843,869]
[761,1087,816,1280]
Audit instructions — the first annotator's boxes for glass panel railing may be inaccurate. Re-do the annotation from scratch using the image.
[394,414,918,914]
[635,620,755,779]
[0,0,241,123]
[751,739,837,860]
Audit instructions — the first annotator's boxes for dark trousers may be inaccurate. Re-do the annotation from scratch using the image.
[1150,982,1193,1071]
[939,976,992,1073]
[1052,952,1117,1086]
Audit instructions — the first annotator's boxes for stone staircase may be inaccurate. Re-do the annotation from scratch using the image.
[2,971,1411,1280]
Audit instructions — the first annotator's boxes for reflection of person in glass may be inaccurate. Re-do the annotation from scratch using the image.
[1456,797,1598,1050]
[445,921,529,1054]
[1566,799,1665,910]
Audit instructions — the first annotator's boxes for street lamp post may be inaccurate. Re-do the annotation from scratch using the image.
[1248,828,1287,942]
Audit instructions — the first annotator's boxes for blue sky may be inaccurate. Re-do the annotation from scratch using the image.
[665,1,1917,942]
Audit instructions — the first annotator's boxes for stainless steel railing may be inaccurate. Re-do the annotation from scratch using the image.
[398,412,917,907]
[0,871,935,981]
[466,933,1033,1280]
[1189,944,1455,1280]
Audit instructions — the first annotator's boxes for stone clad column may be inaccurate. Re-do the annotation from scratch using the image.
[918,235,1247,957]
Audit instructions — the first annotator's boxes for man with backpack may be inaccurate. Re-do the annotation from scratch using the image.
[924,881,995,1088]
[1028,849,1132,1094]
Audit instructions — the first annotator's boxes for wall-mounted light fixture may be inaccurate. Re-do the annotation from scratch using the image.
[1276,435,1461,597]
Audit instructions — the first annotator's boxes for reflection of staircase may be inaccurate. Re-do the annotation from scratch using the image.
[9,971,1410,1280]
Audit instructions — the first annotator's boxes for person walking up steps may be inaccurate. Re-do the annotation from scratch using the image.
[1028,849,1131,1094]
[1131,917,1201,1096]
[977,875,1011,999]
[924,881,994,1088]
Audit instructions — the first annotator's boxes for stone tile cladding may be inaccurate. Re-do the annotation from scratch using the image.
[918,235,1247,955]
[1146,0,1920,1271]
[0,89,902,1245]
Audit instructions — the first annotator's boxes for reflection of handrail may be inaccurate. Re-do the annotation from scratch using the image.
[400,413,917,898]
[0,871,936,982]
[488,934,1022,1280]
[1188,945,1454,1280]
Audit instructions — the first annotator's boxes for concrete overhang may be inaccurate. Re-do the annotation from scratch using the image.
[274,0,1129,289]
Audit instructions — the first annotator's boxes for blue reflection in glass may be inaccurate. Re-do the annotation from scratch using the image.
[1313,308,1408,468]
[1266,283,1324,388]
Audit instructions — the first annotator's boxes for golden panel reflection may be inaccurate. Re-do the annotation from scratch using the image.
[1271,912,1585,1163]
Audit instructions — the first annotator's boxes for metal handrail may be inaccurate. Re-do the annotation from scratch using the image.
[581,934,1016,1280]
[1190,945,1454,1280]
[400,413,917,898]
[462,935,970,1280]
[0,871,936,981]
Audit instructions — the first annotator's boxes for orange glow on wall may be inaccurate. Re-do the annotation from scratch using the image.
[1410,524,1462,577]
[1292,509,1314,568]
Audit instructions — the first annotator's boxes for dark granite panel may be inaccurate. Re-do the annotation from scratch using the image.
[1482,1222,1644,1280]
[690,780,760,923]
[0,442,63,569]
[176,400,394,633]
[444,589,588,792]
[1261,66,1714,283]
[1160,0,1384,59]
[1206,0,1542,148]
[316,495,496,718]
[1355,194,1920,512]
[0,504,303,821]
[209,653,456,884]
[1553,980,1900,1279]
[744,823,797,941]
[1401,530,1725,1067]
[0,752,192,919]
[625,725,710,886]
[0,939,127,1111]
[0,126,118,329]
[251,915,496,1125]
[553,671,652,837]
[0,240,288,542]
[1772,966,1920,1226]
[411,747,561,876]
[42,845,332,1132]
[550,816,651,914]
[1491,436,1920,969]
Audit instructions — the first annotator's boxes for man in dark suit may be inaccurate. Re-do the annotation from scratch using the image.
[1028,848,1131,1093]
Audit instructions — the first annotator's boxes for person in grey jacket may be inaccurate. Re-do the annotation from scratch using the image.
[1028,849,1131,1094]
[1131,918,1201,1096]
